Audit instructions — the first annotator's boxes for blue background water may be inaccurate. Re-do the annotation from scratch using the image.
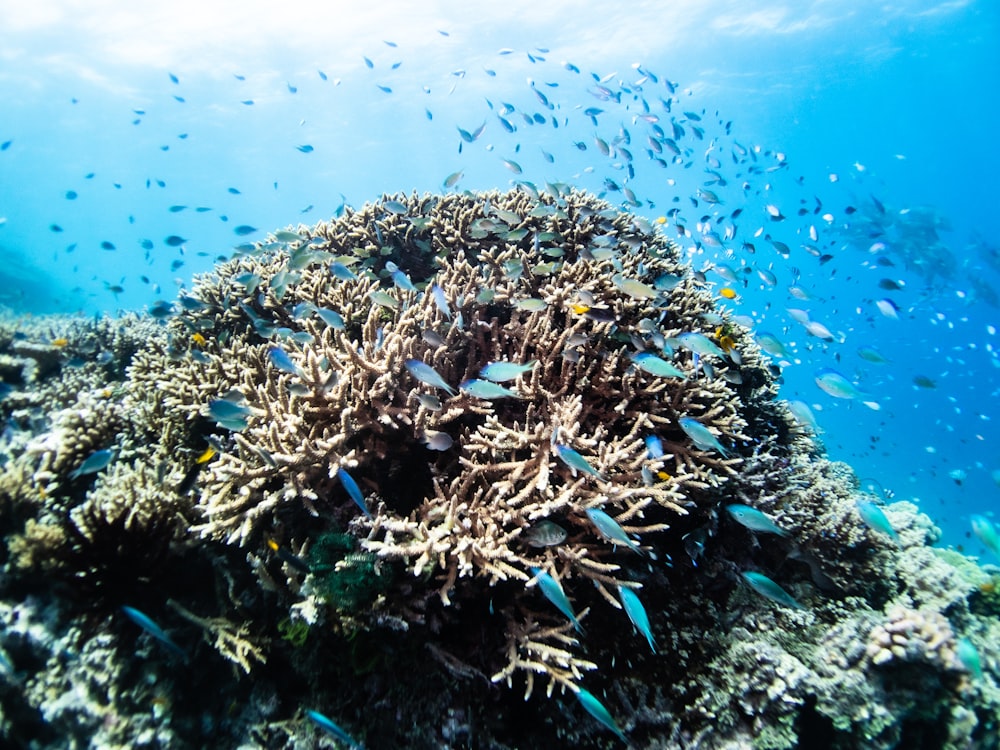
[1,0,997,552]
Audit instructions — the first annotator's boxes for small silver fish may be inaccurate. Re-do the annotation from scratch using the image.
[531,567,582,632]
[69,447,116,480]
[315,307,345,329]
[555,444,605,481]
[855,500,898,541]
[370,290,400,309]
[421,329,446,348]
[632,352,685,379]
[618,585,655,652]
[460,379,520,399]
[524,520,567,548]
[586,508,642,554]
[575,688,627,744]
[413,392,442,411]
[405,359,456,396]
[479,360,537,382]
[726,504,788,537]
[741,571,804,610]
[422,430,453,451]
[514,297,547,312]
[678,417,729,457]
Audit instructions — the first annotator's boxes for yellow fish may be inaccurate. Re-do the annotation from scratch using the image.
[718,287,738,300]
[51,337,69,347]
[195,446,216,464]
[192,332,207,346]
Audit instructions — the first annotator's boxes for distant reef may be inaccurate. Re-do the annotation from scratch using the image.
[1,187,997,749]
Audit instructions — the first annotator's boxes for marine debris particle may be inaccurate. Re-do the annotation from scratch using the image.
[7,187,991,748]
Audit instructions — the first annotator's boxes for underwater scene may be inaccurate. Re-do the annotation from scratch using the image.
[1,1,999,747]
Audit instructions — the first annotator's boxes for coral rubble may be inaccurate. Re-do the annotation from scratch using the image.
[0,189,997,749]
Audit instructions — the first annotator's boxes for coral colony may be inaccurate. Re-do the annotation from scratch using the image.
[1,188,998,748]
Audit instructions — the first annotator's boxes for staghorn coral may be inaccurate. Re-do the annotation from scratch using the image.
[121,187,775,697]
[2,190,1000,749]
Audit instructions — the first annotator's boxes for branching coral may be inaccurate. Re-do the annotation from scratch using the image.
[116,187,780,696]
[3,189,998,749]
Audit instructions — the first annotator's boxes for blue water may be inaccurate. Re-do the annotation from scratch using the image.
[1,0,998,552]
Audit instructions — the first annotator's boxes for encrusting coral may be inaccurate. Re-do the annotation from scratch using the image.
[0,188,998,749]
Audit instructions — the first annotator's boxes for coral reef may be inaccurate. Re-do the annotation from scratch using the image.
[0,189,998,749]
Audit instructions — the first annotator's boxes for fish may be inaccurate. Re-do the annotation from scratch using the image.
[514,297,547,311]
[857,346,890,364]
[267,346,301,376]
[388,267,416,293]
[740,571,804,610]
[644,435,664,459]
[970,515,1000,560]
[786,400,820,433]
[725,504,788,536]
[555,444,605,481]
[678,417,729,457]
[121,606,187,661]
[677,332,726,359]
[422,430,453,451]
[383,199,408,214]
[957,637,982,681]
[479,360,537,382]
[524,520,567,547]
[502,158,522,174]
[175,447,215,494]
[618,585,655,652]
[575,688,627,744]
[631,352,685,379]
[273,229,303,243]
[430,284,450,318]
[208,398,251,431]
[585,508,642,554]
[459,379,521,399]
[413,393,442,411]
[305,709,362,749]
[233,225,258,236]
[814,369,878,410]
[329,262,358,281]
[369,290,400,309]
[875,298,899,319]
[315,307,345,329]
[855,500,898,541]
[530,567,582,632]
[404,359,456,396]
[803,320,834,341]
[267,539,311,574]
[69,447,116,480]
[443,170,463,188]
[755,332,789,359]
[336,467,372,518]
[421,329,445,348]
[612,273,657,300]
